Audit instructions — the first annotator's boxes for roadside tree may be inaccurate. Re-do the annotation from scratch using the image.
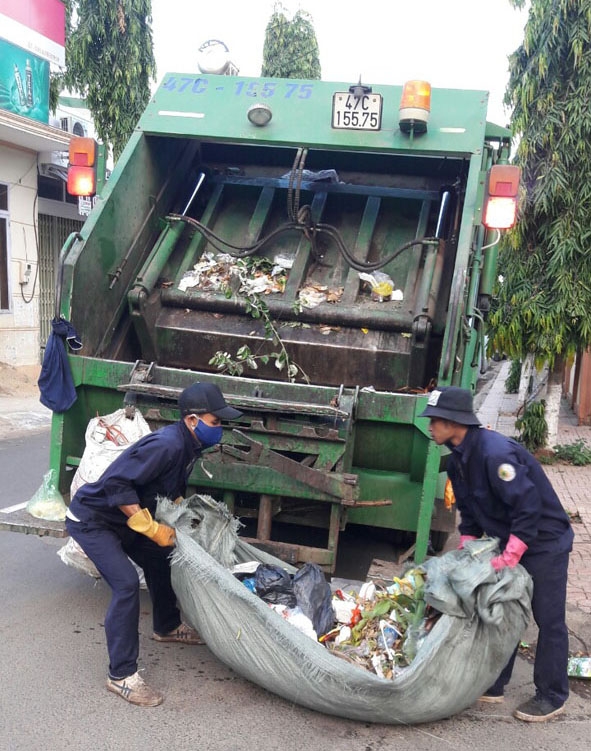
[261,3,321,79]
[51,0,156,160]
[489,0,591,440]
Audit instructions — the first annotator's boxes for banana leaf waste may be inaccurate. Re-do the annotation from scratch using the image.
[158,495,533,725]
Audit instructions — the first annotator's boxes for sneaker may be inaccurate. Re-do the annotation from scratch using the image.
[152,622,205,645]
[106,671,163,707]
[513,696,565,722]
[479,690,504,704]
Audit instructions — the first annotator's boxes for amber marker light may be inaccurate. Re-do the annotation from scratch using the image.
[399,80,431,135]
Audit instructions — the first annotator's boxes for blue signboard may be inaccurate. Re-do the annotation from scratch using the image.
[0,37,49,123]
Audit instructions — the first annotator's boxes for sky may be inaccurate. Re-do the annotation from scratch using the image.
[150,0,530,128]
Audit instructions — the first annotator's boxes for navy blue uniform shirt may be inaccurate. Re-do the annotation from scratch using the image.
[448,427,573,556]
[69,421,202,527]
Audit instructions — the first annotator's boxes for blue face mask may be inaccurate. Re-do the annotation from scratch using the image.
[194,419,223,448]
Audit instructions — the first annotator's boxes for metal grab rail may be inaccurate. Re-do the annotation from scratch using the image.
[54,231,83,320]
[115,380,351,419]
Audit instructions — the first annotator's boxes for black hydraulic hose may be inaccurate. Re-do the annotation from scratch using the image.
[287,148,304,221]
[316,223,438,272]
[167,213,304,257]
[167,213,437,272]
[293,149,308,219]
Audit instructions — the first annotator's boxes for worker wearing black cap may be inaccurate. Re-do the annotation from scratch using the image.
[66,382,242,707]
[419,386,573,723]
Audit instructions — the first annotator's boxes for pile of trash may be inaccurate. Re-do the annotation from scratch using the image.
[231,558,440,680]
[178,250,346,311]
[232,561,334,642]
[325,570,440,678]
[178,252,289,295]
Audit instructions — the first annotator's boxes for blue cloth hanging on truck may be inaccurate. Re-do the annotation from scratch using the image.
[38,316,82,413]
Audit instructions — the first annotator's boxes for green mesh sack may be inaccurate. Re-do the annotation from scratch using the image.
[158,496,532,725]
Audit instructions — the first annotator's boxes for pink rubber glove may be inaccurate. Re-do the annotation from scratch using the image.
[457,535,479,550]
[491,534,528,571]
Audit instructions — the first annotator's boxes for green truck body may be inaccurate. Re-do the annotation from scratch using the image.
[20,75,513,570]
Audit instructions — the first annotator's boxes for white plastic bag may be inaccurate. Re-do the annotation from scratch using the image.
[70,408,151,496]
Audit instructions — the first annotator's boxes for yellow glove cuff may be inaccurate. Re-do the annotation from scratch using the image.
[127,508,158,536]
[127,508,175,547]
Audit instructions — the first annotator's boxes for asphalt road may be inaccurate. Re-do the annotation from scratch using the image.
[1,430,590,751]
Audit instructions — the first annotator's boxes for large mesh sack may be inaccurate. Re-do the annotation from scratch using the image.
[159,496,532,725]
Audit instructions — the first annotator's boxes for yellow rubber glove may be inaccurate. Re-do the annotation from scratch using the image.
[127,508,175,547]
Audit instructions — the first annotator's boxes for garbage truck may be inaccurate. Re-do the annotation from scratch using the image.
[3,74,519,571]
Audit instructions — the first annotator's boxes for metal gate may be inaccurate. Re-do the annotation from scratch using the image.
[38,214,83,357]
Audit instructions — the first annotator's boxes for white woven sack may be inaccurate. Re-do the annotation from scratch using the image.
[70,408,151,496]
[64,407,152,589]
[57,536,148,589]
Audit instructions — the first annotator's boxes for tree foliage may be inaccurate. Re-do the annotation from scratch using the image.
[489,0,591,367]
[57,0,156,160]
[261,3,321,79]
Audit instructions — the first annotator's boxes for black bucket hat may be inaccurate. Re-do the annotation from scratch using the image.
[418,386,480,426]
[179,383,242,420]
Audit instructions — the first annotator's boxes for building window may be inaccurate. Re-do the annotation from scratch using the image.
[0,184,9,311]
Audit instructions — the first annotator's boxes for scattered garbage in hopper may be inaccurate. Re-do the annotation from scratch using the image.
[178,251,398,309]
[358,271,404,302]
[178,252,288,295]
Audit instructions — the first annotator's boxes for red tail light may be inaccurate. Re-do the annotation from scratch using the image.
[483,165,520,230]
[67,137,98,196]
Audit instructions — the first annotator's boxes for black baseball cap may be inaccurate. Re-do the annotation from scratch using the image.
[418,386,480,426]
[178,382,242,420]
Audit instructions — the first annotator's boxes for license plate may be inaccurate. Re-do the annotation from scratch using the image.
[331,92,383,130]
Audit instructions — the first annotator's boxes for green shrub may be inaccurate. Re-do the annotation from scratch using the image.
[505,359,522,394]
[553,440,591,466]
[515,400,548,451]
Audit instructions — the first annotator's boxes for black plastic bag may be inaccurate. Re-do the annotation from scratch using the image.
[254,564,296,607]
[293,563,334,637]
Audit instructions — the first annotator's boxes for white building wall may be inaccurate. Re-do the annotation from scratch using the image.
[0,143,40,366]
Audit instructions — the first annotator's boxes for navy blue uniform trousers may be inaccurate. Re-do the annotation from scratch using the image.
[66,517,181,680]
[489,549,570,707]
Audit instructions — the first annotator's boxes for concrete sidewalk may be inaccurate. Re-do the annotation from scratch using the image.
[0,364,51,440]
[0,393,51,440]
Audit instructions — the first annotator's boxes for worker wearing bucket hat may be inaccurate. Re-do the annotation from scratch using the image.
[419,386,481,426]
[66,382,242,707]
[419,386,573,723]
